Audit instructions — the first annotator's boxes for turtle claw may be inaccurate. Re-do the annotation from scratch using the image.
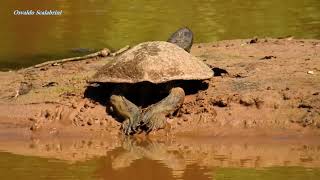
[110,94,141,135]
[121,120,131,135]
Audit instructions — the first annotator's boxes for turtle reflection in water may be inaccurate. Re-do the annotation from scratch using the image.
[89,41,212,135]
[111,138,186,177]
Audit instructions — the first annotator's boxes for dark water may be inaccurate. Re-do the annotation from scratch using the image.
[1,0,320,70]
[0,138,320,180]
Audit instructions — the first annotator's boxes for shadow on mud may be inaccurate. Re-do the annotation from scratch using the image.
[212,67,229,76]
[84,80,209,108]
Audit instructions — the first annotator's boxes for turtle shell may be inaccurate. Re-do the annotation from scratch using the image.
[89,41,213,84]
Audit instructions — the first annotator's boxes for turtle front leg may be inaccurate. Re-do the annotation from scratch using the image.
[110,95,141,135]
[140,87,185,133]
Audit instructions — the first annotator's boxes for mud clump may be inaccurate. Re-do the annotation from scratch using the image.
[210,95,230,107]
[29,99,117,133]
[178,92,217,126]
[239,94,264,109]
[291,110,320,128]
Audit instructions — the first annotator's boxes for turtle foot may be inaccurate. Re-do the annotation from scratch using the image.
[141,87,185,133]
[110,95,141,135]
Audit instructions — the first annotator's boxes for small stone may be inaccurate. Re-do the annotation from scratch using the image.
[307,71,314,75]
[100,48,111,57]
[52,63,61,66]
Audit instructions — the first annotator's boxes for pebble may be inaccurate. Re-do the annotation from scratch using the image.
[307,71,314,75]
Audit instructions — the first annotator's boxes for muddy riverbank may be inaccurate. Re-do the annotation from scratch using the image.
[0,38,319,141]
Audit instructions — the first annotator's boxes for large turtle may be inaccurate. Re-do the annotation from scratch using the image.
[89,41,212,135]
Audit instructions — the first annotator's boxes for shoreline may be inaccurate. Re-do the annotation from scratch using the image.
[0,38,319,140]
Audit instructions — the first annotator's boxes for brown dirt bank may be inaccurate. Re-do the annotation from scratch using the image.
[0,38,319,139]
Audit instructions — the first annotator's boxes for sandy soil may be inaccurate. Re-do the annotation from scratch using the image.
[0,38,319,140]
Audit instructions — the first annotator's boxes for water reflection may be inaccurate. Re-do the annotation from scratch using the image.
[96,137,320,180]
[1,0,320,69]
[0,136,320,179]
[109,139,186,179]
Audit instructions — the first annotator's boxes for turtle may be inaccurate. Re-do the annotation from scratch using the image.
[89,41,212,135]
[167,27,193,52]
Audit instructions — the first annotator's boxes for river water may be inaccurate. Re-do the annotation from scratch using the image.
[0,0,320,70]
[0,137,320,180]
